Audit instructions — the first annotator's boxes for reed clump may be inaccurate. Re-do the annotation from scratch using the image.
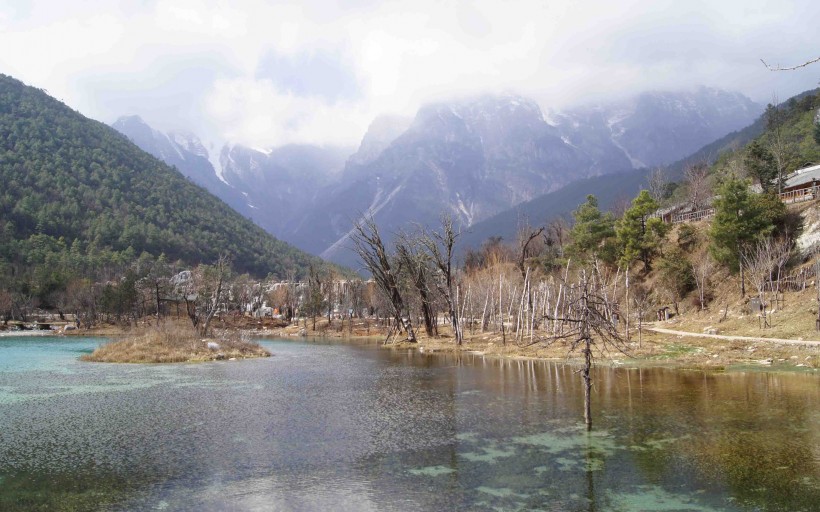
[82,322,270,363]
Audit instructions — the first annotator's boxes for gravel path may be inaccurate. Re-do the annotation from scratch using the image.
[647,326,820,347]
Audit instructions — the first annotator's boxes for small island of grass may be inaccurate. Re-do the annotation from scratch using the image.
[82,323,270,363]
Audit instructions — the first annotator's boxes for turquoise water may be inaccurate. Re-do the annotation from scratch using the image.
[0,336,817,511]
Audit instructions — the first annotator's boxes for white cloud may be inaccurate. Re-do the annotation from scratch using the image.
[1,0,818,149]
[206,77,373,148]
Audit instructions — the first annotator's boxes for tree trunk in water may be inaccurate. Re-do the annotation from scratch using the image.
[625,268,630,341]
[583,340,592,431]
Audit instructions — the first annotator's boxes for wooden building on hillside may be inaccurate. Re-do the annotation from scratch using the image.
[781,163,820,203]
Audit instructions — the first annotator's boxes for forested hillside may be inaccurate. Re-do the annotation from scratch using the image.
[0,74,327,290]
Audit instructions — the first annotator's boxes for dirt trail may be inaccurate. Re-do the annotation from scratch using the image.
[647,326,820,347]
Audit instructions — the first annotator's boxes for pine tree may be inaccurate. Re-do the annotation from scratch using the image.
[709,177,772,273]
[567,195,615,261]
[615,190,669,272]
[744,140,778,192]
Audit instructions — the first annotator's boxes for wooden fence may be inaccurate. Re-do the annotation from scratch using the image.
[672,208,715,224]
[779,185,819,204]
[660,185,820,225]
[766,266,817,293]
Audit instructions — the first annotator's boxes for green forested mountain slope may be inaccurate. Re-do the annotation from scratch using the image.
[0,73,325,279]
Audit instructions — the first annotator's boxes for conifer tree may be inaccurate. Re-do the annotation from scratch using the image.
[744,140,778,192]
[709,177,773,296]
[615,190,668,272]
[567,195,615,262]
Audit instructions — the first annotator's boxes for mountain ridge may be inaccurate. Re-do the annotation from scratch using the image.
[114,88,762,267]
[0,73,329,279]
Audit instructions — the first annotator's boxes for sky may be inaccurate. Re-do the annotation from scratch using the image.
[1,0,818,151]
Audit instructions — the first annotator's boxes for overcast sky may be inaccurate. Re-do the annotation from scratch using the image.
[1,0,818,150]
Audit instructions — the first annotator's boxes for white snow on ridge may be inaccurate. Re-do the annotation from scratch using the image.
[321,179,406,260]
[213,142,234,185]
[455,193,474,226]
[560,135,578,149]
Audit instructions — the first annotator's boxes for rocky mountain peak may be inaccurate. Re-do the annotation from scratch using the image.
[349,114,412,166]
[169,130,209,159]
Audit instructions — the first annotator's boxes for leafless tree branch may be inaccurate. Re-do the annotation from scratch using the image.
[761,56,820,71]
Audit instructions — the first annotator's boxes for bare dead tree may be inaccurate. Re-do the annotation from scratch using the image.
[530,266,628,430]
[419,215,463,344]
[742,239,776,329]
[632,284,650,348]
[768,237,792,309]
[184,254,230,336]
[517,222,545,324]
[546,217,570,258]
[395,232,436,337]
[761,56,820,71]
[684,163,711,211]
[305,264,325,331]
[648,167,669,204]
[692,254,716,311]
[518,225,545,277]
[351,217,416,342]
[766,95,790,194]
[610,194,632,219]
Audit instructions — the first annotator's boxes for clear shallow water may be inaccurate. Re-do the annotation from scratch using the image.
[0,336,817,511]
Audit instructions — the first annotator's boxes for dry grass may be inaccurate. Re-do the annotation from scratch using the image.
[82,322,270,363]
[402,325,820,371]
[263,310,818,370]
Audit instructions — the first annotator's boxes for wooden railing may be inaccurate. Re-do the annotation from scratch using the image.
[656,184,820,224]
[672,208,715,224]
[766,266,817,293]
[779,185,819,204]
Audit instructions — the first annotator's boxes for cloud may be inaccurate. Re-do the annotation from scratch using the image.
[255,48,363,102]
[205,77,372,148]
[1,0,818,149]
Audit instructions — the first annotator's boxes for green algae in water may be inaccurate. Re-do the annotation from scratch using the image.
[476,486,529,499]
[461,444,517,463]
[607,484,727,512]
[512,427,619,456]
[1,336,818,511]
[0,471,134,512]
[409,465,456,477]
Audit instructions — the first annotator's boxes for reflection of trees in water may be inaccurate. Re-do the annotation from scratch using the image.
[615,368,820,509]
[351,349,819,510]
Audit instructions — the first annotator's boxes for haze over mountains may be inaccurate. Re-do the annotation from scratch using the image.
[113,87,761,267]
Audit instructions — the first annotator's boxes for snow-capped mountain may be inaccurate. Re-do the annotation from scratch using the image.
[347,114,412,168]
[551,87,761,169]
[111,115,252,217]
[112,115,352,237]
[287,94,614,266]
[113,87,761,268]
[219,143,350,234]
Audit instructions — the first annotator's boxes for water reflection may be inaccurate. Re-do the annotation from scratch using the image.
[0,337,817,511]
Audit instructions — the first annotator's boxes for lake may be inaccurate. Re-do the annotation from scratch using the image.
[0,335,817,511]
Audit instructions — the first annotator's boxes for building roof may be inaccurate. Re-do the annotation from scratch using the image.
[785,163,820,190]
